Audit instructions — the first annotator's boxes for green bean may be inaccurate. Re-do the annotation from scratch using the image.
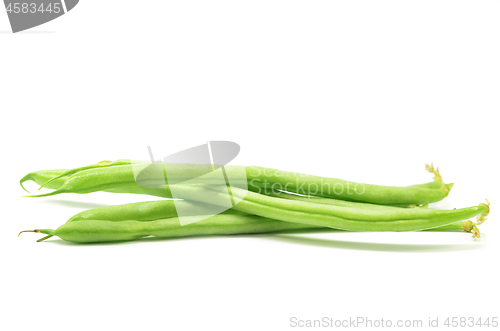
[21,167,442,207]
[23,162,451,206]
[18,166,448,216]
[19,211,480,244]
[20,214,323,243]
[247,164,451,205]
[264,191,482,234]
[65,199,482,236]
[22,165,444,195]
[167,185,489,232]
[20,166,446,217]
[66,198,473,235]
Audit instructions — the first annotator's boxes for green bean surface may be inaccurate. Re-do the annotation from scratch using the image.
[246,164,451,205]
[167,185,489,232]
[23,161,452,205]
[19,161,487,243]
[67,198,475,232]
[37,159,140,190]
[22,215,323,243]
[22,211,477,244]
[21,196,480,243]
[67,200,247,222]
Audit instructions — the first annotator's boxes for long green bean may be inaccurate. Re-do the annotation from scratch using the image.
[66,198,476,232]
[167,185,488,232]
[22,162,451,205]
[22,167,443,206]
[20,215,323,243]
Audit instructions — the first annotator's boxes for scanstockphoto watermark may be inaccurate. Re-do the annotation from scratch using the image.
[290,317,423,328]
[290,316,499,328]
[247,166,366,197]
[132,142,247,226]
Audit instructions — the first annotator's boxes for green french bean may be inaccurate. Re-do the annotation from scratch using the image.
[20,214,323,243]
[22,162,452,206]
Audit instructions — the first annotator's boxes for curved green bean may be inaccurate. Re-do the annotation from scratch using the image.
[22,166,445,194]
[247,165,450,205]
[266,191,479,235]
[168,185,489,232]
[23,162,452,206]
[67,198,475,234]
[20,210,482,244]
[21,166,447,215]
[66,198,482,235]
[20,214,322,243]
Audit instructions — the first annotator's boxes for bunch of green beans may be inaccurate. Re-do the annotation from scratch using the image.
[19,160,488,243]
[20,199,479,243]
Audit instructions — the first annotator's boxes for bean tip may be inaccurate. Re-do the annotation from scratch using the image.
[37,235,53,242]
[461,220,474,233]
[18,230,39,237]
[476,200,490,225]
[472,225,481,239]
[21,191,58,198]
[19,176,32,194]
[425,163,447,190]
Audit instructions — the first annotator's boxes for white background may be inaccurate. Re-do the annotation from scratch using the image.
[1,1,499,330]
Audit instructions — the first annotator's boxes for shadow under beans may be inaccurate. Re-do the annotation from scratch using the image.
[34,229,482,252]
[35,229,340,247]
[38,233,249,247]
[257,234,483,253]
[37,199,109,209]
